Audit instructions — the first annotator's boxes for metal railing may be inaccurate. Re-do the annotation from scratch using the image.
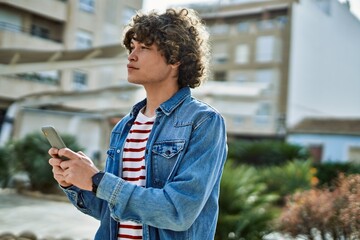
[0,21,62,43]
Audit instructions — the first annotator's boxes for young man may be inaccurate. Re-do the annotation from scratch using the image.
[48,8,227,240]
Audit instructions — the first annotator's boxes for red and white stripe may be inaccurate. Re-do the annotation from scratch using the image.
[118,111,155,240]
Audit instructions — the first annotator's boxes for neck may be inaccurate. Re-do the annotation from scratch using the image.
[142,83,179,118]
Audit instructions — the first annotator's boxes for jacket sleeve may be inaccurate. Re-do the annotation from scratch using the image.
[96,112,227,231]
[62,185,107,221]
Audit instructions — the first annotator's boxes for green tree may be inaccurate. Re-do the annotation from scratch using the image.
[12,132,83,193]
[259,160,315,204]
[216,160,279,240]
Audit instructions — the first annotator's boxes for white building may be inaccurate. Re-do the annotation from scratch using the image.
[191,0,360,139]
[287,0,360,127]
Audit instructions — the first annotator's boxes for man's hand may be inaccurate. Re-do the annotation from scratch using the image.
[48,150,72,188]
[48,148,99,191]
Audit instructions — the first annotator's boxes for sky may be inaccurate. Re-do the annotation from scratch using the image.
[143,0,360,20]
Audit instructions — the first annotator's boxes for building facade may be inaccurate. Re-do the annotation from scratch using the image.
[0,0,143,158]
[191,0,360,139]
[1,0,359,160]
[192,0,293,138]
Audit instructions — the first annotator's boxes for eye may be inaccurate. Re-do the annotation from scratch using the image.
[128,45,134,53]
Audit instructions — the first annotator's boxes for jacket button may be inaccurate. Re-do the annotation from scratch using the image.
[117,149,120,153]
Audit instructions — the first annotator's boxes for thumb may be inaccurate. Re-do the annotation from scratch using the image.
[77,151,86,157]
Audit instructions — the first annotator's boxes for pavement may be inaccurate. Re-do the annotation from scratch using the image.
[0,189,293,240]
[0,189,99,240]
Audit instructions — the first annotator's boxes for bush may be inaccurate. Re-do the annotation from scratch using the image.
[260,160,315,204]
[0,145,12,188]
[11,132,83,193]
[215,160,279,240]
[228,140,309,167]
[278,173,360,239]
[313,162,360,187]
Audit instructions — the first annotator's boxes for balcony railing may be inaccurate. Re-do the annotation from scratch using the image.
[0,21,62,43]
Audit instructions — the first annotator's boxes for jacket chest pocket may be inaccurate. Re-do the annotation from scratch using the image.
[151,140,185,188]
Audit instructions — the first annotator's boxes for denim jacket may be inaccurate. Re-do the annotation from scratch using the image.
[63,87,228,240]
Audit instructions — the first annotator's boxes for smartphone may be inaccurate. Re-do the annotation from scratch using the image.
[41,126,69,160]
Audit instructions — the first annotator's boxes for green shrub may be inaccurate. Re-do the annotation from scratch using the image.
[259,160,315,203]
[12,132,83,193]
[228,140,309,167]
[0,145,12,188]
[215,160,279,240]
[313,162,360,187]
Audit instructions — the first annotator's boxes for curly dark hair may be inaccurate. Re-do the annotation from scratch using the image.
[123,8,210,88]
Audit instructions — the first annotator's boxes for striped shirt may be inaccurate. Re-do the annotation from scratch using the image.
[118,110,155,240]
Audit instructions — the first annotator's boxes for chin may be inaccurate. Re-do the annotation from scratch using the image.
[127,78,143,85]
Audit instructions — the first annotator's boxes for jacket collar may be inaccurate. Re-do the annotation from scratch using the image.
[159,87,190,116]
[130,87,191,117]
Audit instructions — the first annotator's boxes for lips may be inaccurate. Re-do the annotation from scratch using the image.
[127,64,139,70]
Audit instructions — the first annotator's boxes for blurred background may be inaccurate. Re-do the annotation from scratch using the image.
[0,0,359,239]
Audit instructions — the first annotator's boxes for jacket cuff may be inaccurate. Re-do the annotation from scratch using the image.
[96,172,124,201]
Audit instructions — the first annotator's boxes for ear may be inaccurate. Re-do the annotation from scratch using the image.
[170,61,181,69]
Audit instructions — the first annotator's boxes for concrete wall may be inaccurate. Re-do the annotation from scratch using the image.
[287,0,360,126]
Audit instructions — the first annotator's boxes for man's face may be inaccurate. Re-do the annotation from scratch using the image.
[126,39,177,87]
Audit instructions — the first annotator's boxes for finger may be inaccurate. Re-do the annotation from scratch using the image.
[48,148,59,157]
[49,158,62,167]
[58,148,80,160]
[77,151,86,157]
[52,165,64,175]
[51,164,66,182]
[53,172,70,186]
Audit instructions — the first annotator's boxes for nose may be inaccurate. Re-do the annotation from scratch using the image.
[128,49,138,62]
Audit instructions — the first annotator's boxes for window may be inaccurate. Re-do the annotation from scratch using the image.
[76,29,93,49]
[235,44,249,64]
[212,42,228,64]
[233,116,244,126]
[0,109,6,135]
[348,146,360,164]
[256,69,274,84]
[254,102,271,125]
[256,35,281,63]
[276,16,288,28]
[214,71,226,82]
[0,8,22,32]
[73,71,88,91]
[256,102,271,116]
[79,0,95,13]
[31,25,50,39]
[38,70,60,84]
[233,72,248,83]
[209,24,229,35]
[237,21,249,33]
[308,144,323,163]
[229,70,251,84]
[256,69,276,94]
[16,71,60,85]
[257,20,275,31]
